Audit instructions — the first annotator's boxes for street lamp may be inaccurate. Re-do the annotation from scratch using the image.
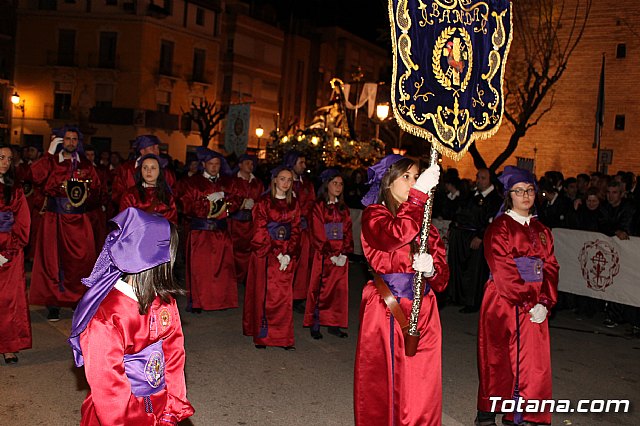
[255,125,264,158]
[375,103,389,139]
[11,91,25,145]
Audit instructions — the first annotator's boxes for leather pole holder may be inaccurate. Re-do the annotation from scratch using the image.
[372,272,409,336]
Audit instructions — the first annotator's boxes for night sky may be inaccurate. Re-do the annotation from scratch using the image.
[269,0,391,43]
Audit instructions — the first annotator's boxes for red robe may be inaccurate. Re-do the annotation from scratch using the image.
[119,186,178,224]
[79,286,194,425]
[228,173,264,283]
[303,201,353,329]
[0,185,32,354]
[112,160,176,204]
[292,178,316,299]
[15,160,45,261]
[354,189,449,426]
[477,213,559,425]
[181,174,240,311]
[86,162,110,254]
[29,153,101,307]
[243,194,301,347]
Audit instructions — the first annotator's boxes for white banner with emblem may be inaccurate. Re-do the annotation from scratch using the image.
[553,228,640,308]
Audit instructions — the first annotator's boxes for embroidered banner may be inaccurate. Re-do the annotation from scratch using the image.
[224,103,250,156]
[554,228,640,308]
[389,0,512,160]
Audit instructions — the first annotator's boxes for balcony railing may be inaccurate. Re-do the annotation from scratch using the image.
[46,51,78,67]
[88,53,120,69]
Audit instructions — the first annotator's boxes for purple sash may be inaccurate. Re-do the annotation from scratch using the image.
[324,222,344,240]
[0,211,14,232]
[190,217,227,231]
[230,209,252,222]
[380,272,430,300]
[267,221,291,241]
[47,197,86,214]
[123,340,166,397]
[513,256,544,283]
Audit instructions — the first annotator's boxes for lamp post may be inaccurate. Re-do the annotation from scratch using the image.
[375,103,389,139]
[11,91,25,145]
[255,125,264,157]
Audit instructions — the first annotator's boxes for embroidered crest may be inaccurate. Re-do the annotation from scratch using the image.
[63,178,90,207]
[539,232,547,246]
[144,351,165,388]
[389,0,513,160]
[159,307,171,332]
[578,240,620,291]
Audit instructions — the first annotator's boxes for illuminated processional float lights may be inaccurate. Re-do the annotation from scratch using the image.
[388,0,513,355]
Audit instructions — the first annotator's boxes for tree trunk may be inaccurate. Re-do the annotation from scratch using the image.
[489,126,526,172]
[468,143,487,170]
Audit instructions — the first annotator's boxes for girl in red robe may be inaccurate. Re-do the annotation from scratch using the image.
[69,208,194,426]
[354,155,448,426]
[243,166,301,350]
[476,166,559,426]
[0,144,31,364]
[303,169,353,339]
[119,154,178,224]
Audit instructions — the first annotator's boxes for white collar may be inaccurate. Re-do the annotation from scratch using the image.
[275,193,286,199]
[237,171,255,182]
[327,196,339,205]
[114,279,138,301]
[476,184,495,198]
[506,209,532,226]
[295,174,303,184]
[142,181,156,188]
[203,171,219,181]
[548,192,559,206]
[58,151,79,163]
[0,175,4,184]
[447,190,460,200]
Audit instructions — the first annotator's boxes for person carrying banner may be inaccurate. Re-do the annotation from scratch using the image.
[303,169,353,339]
[180,148,239,312]
[228,154,264,284]
[29,127,102,321]
[0,144,31,364]
[243,166,301,350]
[354,155,448,426]
[68,208,194,426]
[476,166,559,426]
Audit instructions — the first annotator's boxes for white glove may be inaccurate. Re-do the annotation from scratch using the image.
[412,253,434,277]
[0,254,8,267]
[48,137,63,155]
[529,303,548,323]
[206,191,224,202]
[329,255,339,266]
[335,254,348,267]
[277,253,291,271]
[413,164,440,194]
[243,198,255,209]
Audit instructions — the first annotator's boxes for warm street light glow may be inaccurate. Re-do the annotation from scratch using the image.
[255,125,264,138]
[11,92,20,106]
[311,136,319,145]
[376,103,389,121]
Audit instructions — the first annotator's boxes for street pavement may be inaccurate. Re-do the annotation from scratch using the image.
[1,261,639,425]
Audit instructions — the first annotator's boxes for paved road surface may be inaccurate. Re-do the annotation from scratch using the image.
[2,261,639,425]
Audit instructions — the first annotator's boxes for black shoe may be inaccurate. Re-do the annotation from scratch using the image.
[282,346,296,351]
[190,308,202,314]
[327,326,348,338]
[3,353,18,364]
[47,307,60,322]
[310,329,323,339]
[603,318,618,328]
[459,306,479,313]
[254,345,266,349]
[292,300,306,314]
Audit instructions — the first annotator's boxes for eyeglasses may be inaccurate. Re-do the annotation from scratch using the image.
[509,188,536,197]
